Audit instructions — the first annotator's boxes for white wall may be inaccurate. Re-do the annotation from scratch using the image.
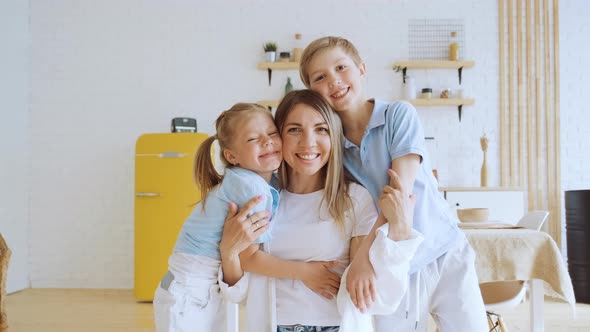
[21,0,588,288]
[0,0,31,293]
[559,0,590,251]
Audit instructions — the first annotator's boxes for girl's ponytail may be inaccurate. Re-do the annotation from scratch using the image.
[194,135,221,205]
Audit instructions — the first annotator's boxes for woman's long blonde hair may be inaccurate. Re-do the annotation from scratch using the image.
[274,90,352,227]
[194,103,272,204]
[299,36,363,89]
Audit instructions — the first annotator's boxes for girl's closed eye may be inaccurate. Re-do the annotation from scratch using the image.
[312,74,325,83]
[247,136,259,142]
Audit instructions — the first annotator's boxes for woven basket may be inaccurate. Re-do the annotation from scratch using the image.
[0,233,10,332]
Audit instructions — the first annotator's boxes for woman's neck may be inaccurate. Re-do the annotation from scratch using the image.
[337,99,374,147]
[286,171,324,194]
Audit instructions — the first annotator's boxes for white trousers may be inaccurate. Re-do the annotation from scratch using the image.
[153,253,226,332]
[374,236,488,332]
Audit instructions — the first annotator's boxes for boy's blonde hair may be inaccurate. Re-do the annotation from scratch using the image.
[299,36,363,88]
[194,103,272,204]
[274,90,352,228]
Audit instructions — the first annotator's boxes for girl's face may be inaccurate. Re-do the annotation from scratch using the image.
[306,47,366,112]
[223,112,282,182]
[281,104,331,181]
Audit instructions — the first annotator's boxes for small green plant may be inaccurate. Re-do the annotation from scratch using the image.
[263,41,278,52]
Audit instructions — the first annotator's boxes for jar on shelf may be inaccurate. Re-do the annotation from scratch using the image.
[279,52,291,63]
[421,88,433,99]
[404,76,416,99]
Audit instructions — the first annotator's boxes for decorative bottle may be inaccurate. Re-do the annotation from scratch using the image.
[480,134,488,187]
[293,33,303,63]
[285,77,293,96]
[449,31,459,61]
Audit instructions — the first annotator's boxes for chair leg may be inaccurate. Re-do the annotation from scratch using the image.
[497,316,509,332]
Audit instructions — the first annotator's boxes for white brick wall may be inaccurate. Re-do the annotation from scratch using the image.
[12,0,587,288]
[0,0,31,293]
[559,0,590,253]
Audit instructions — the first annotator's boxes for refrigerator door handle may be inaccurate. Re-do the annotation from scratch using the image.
[135,192,161,197]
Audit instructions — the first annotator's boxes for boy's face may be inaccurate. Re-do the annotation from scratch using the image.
[306,47,366,112]
[223,112,282,182]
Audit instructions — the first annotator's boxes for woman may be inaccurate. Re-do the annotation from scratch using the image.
[219,90,423,332]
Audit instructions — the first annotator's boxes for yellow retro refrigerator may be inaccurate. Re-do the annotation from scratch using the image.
[134,132,208,301]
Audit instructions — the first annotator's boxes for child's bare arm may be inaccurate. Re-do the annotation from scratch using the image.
[390,154,420,192]
[345,213,387,312]
[240,245,341,299]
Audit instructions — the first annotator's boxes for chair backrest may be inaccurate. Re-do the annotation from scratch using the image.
[517,210,549,230]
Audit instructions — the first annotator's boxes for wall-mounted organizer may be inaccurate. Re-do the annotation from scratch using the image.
[393,60,475,121]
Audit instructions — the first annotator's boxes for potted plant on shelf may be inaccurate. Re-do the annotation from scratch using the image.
[263,41,277,62]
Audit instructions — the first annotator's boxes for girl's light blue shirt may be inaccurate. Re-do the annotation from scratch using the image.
[342,99,461,273]
[173,167,279,260]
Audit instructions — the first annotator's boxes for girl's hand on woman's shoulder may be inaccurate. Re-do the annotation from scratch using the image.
[219,196,270,260]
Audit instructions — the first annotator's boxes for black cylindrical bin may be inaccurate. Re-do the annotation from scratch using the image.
[566,189,590,304]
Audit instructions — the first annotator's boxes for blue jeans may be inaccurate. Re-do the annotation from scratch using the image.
[277,325,339,332]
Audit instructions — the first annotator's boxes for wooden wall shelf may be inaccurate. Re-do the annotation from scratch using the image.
[257,62,300,70]
[257,100,279,110]
[393,60,475,69]
[409,98,474,107]
[408,98,475,121]
[257,61,299,85]
[393,60,475,85]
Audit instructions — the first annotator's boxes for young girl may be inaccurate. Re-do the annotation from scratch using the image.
[219,90,423,332]
[152,103,283,332]
[299,37,488,331]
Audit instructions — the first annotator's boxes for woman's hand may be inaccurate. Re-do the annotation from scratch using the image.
[345,252,376,313]
[219,196,270,259]
[378,169,416,241]
[300,261,341,299]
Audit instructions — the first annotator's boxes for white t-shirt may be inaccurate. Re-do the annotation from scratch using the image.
[269,183,377,327]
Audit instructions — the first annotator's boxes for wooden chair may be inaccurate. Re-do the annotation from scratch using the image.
[0,233,10,332]
[477,211,550,332]
[517,210,549,231]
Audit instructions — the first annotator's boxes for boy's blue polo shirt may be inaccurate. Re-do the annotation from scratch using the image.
[342,99,461,273]
[174,167,279,260]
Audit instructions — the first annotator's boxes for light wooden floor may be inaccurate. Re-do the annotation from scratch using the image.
[5,288,590,331]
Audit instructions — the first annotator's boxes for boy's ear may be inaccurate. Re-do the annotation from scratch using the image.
[359,62,367,78]
[223,149,238,166]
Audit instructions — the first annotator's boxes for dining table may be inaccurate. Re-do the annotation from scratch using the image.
[462,224,576,332]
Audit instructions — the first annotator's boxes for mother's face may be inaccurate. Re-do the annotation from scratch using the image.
[280,103,332,177]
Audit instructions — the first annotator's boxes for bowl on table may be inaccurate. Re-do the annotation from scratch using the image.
[457,208,489,223]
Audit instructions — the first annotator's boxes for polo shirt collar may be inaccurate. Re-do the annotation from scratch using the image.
[343,99,388,148]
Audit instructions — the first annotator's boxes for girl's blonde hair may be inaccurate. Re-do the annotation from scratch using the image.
[274,90,352,227]
[299,36,363,88]
[194,103,272,204]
